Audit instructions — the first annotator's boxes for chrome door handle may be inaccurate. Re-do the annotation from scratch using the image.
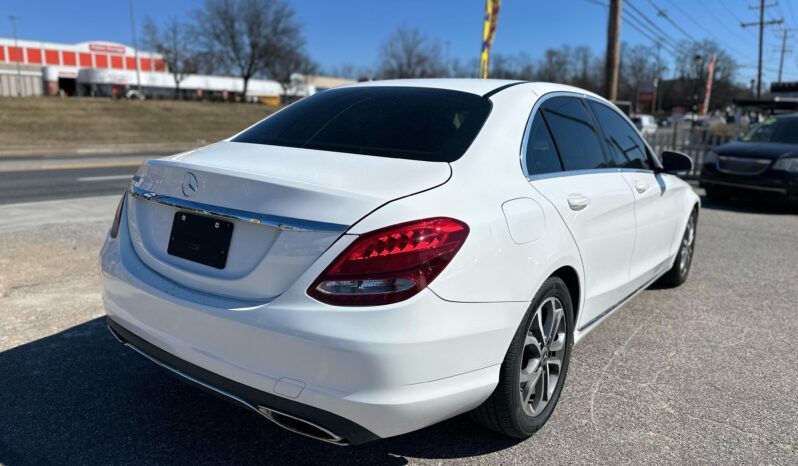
[567,193,591,211]
[634,181,649,193]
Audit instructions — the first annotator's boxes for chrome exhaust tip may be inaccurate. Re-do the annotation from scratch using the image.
[257,406,349,446]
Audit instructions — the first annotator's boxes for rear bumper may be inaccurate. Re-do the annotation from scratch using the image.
[100,208,526,441]
[107,317,375,445]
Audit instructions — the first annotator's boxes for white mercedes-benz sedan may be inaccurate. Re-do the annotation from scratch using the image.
[101,79,699,445]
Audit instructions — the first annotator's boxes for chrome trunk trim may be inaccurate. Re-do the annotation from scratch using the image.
[128,185,347,233]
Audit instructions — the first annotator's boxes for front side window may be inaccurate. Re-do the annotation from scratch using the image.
[539,97,607,171]
[588,101,650,170]
[524,115,563,175]
[232,86,492,162]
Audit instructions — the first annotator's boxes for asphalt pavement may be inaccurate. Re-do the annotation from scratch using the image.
[0,185,797,465]
[0,153,153,205]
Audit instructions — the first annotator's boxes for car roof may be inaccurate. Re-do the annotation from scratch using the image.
[341,78,523,96]
[340,78,607,101]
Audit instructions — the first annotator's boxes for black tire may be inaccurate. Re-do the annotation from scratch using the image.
[471,277,573,438]
[704,185,729,203]
[657,209,697,288]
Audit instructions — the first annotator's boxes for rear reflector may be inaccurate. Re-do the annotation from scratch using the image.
[308,218,469,306]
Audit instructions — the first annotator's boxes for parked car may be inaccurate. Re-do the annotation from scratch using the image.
[101,80,699,445]
[700,113,798,204]
[630,114,657,136]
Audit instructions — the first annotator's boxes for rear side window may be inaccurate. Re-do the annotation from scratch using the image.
[588,101,650,169]
[524,116,563,175]
[539,97,607,171]
[232,86,492,162]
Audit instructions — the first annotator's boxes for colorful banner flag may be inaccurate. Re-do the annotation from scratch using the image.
[479,0,501,79]
[700,54,717,115]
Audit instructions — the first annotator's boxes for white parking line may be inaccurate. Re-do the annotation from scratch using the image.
[77,175,133,182]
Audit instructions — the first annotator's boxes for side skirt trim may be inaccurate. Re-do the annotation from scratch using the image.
[577,261,670,333]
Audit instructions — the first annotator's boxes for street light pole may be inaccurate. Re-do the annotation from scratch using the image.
[128,0,142,92]
[9,16,22,97]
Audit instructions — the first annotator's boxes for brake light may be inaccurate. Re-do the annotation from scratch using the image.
[109,193,126,239]
[308,218,469,306]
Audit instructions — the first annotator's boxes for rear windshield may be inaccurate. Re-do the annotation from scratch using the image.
[232,86,492,162]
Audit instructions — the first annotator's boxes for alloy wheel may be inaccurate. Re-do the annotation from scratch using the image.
[519,296,567,417]
[679,215,696,275]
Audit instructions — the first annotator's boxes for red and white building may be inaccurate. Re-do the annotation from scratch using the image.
[0,38,166,96]
[0,37,353,100]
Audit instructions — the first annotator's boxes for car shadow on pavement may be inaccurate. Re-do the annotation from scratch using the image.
[699,194,798,215]
[0,318,521,465]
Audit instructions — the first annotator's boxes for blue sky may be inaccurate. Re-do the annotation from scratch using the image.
[2,0,796,84]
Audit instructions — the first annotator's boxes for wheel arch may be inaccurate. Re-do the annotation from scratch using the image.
[549,265,581,332]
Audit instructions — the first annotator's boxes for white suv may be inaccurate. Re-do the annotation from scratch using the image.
[102,79,699,445]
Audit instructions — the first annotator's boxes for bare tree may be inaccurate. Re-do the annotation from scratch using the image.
[143,17,197,99]
[268,49,317,102]
[378,27,446,79]
[620,44,667,110]
[193,0,303,100]
[536,46,572,83]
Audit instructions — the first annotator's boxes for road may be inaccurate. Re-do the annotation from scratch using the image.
[0,153,156,205]
[1,181,797,464]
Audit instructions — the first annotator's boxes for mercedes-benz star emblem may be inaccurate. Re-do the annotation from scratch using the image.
[181,172,198,197]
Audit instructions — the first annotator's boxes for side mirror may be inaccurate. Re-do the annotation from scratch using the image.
[660,151,693,176]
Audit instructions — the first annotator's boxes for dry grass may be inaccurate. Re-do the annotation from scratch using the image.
[0,97,277,150]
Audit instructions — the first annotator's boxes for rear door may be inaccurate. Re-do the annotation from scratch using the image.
[524,95,637,329]
[586,100,678,287]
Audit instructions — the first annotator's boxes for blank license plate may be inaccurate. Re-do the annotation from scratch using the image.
[167,212,234,269]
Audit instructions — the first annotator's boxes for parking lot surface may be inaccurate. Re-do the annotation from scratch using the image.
[1,189,796,465]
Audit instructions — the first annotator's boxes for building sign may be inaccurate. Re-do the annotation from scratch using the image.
[89,43,127,54]
[771,82,798,94]
[638,91,654,104]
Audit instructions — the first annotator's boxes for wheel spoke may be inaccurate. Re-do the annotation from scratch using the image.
[522,368,542,404]
[525,334,542,354]
[533,308,546,343]
[548,306,563,343]
[549,336,564,352]
[542,364,551,401]
[520,358,541,383]
[548,355,562,369]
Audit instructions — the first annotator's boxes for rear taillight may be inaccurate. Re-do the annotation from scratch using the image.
[109,193,126,239]
[308,218,469,306]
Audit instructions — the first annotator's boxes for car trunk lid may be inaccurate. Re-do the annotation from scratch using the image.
[126,141,451,301]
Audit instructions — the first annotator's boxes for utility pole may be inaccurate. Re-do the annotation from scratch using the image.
[9,16,22,97]
[128,0,142,92]
[741,0,783,98]
[776,28,794,83]
[604,0,622,101]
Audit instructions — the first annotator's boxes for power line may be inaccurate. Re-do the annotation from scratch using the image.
[661,0,756,62]
[584,0,684,57]
[624,12,683,57]
[716,0,757,37]
[624,0,686,53]
[645,0,698,43]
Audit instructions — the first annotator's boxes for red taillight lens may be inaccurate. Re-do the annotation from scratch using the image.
[109,193,126,239]
[308,218,469,306]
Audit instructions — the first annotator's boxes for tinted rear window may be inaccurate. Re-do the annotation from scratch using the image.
[233,86,492,162]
